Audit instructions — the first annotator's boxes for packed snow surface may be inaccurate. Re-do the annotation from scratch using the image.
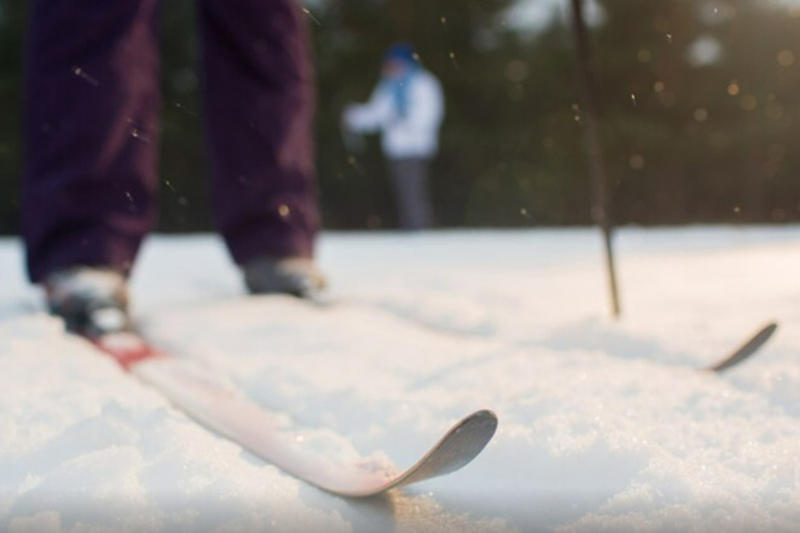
[1,226,800,532]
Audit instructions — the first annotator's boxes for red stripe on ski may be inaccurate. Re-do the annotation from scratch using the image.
[91,333,163,371]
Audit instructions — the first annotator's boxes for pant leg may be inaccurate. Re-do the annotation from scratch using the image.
[199,0,318,264]
[23,0,162,283]
[389,157,433,230]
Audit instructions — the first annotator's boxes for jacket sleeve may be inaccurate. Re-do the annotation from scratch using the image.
[405,74,445,133]
[343,84,394,133]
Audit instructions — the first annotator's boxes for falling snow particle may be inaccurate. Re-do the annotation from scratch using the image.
[572,103,581,122]
[278,204,291,218]
[130,128,150,143]
[777,49,795,67]
[766,101,784,120]
[505,60,528,83]
[687,36,723,67]
[72,66,99,87]
[448,51,459,70]
[629,154,645,170]
[174,102,198,117]
[694,108,709,122]
[740,94,758,111]
[727,82,740,96]
[301,8,321,26]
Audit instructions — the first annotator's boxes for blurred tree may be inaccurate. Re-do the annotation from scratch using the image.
[158,1,208,231]
[1,0,800,234]
[0,0,23,233]
[592,0,800,224]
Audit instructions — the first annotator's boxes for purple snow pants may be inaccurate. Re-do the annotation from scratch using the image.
[23,0,318,283]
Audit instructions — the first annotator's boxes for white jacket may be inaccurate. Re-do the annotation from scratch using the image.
[344,69,444,159]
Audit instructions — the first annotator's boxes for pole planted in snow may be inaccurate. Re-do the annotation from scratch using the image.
[569,0,621,318]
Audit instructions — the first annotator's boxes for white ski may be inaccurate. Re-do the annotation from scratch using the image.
[92,332,498,497]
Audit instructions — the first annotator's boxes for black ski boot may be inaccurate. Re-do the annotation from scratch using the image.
[242,256,326,298]
[44,267,131,337]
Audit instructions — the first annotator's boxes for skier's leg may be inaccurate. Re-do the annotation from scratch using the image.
[389,158,433,230]
[198,0,319,266]
[388,159,410,229]
[406,158,433,229]
[23,0,162,283]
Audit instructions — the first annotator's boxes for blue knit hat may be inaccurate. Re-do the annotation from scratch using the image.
[384,43,416,65]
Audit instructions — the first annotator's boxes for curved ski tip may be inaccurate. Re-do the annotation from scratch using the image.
[403,408,499,482]
[443,408,499,462]
[464,409,499,433]
[453,409,498,441]
[329,409,500,498]
[706,321,779,373]
[753,321,779,345]
[761,321,779,342]
[745,321,778,345]
[751,321,778,344]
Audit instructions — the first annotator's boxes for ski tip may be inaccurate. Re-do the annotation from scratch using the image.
[456,409,499,443]
[330,409,499,498]
[706,321,779,373]
[431,408,499,472]
[457,409,498,442]
[466,409,499,433]
[739,321,778,350]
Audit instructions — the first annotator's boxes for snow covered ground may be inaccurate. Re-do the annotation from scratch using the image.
[2,226,800,532]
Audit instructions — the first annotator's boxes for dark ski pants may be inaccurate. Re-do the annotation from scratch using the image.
[23,0,318,283]
[388,157,433,230]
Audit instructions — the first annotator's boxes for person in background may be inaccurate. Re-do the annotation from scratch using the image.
[23,0,325,337]
[342,43,445,231]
